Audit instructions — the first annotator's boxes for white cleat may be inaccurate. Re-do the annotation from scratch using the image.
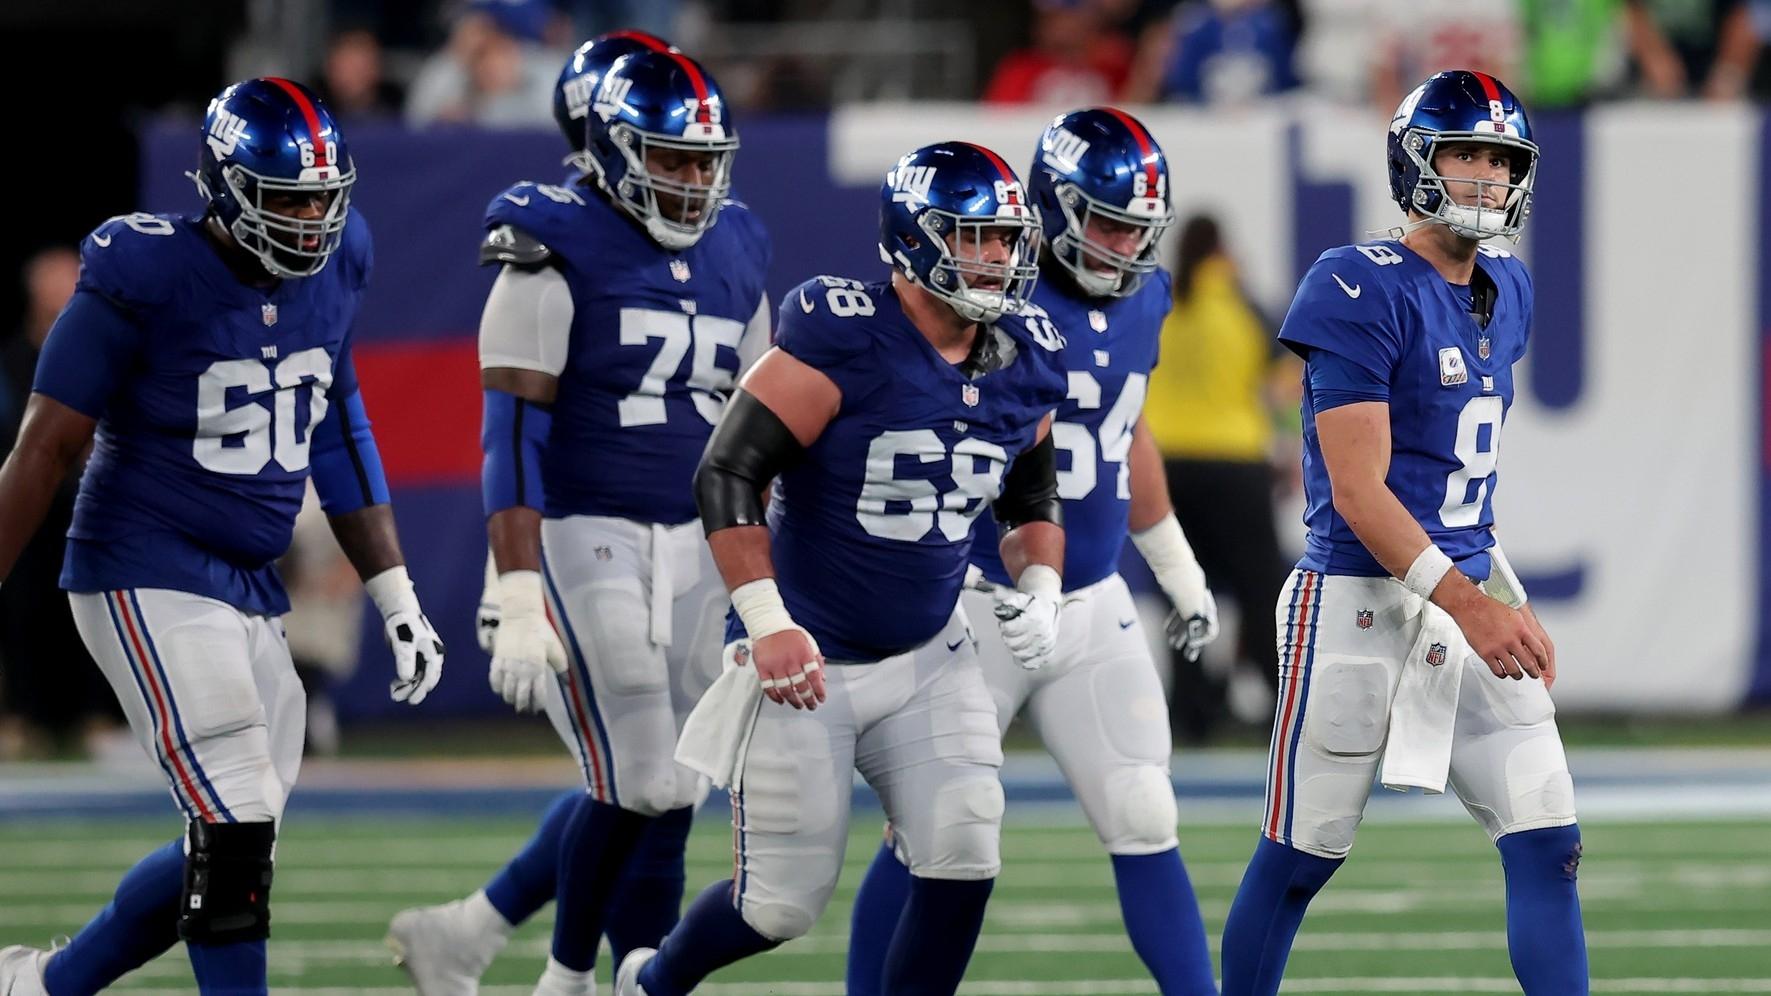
[613,947,656,996]
[533,954,597,996]
[385,898,508,996]
[0,945,51,996]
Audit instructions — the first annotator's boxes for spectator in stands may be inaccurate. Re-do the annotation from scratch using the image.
[1367,0,1520,114]
[316,27,406,122]
[405,0,563,127]
[1143,215,1299,741]
[982,0,1137,104]
[1124,0,1299,105]
[1517,0,1631,108]
[1627,0,1762,99]
[0,247,123,759]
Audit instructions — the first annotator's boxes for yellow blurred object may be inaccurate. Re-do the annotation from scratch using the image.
[1146,256,1273,461]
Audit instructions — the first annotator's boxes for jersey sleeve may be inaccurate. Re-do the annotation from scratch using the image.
[76,215,179,314]
[1146,267,1173,369]
[1277,247,1406,381]
[772,277,878,402]
[477,265,574,375]
[340,208,374,292]
[32,289,145,419]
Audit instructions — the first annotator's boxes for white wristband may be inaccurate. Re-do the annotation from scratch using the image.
[1130,513,1199,578]
[1016,564,1062,599]
[494,570,546,620]
[1402,545,1455,601]
[364,566,417,618]
[731,578,799,640]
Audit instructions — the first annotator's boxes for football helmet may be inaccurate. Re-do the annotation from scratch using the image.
[552,30,675,171]
[878,142,1042,323]
[1030,107,1174,298]
[193,78,354,279]
[1387,70,1538,241]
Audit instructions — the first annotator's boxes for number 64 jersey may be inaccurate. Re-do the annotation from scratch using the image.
[1279,240,1533,581]
[760,277,1069,663]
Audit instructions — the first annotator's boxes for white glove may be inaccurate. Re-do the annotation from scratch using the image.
[1132,514,1220,663]
[488,570,567,713]
[992,564,1062,670]
[364,566,445,706]
[475,548,500,655]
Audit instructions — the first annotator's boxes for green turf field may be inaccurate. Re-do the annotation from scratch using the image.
[2,814,1769,994]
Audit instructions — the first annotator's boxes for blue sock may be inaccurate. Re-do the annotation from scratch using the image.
[1497,824,1588,995]
[1220,837,1342,996]
[880,876,994,995]
[1111,849,1218,995]
[552,798,649,970]
[44,839,183,996]
[845,837,912,996]
[639,881,780,996]
[605,805,694,967]
[484,790,577,926]
[186,940,266,995]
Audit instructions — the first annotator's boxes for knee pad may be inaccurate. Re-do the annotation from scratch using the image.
[179,820,276,945]
[740,898,817,941]
[1100,765,1179,855]
[1303,656,1390,756]
[915,777,1004,879]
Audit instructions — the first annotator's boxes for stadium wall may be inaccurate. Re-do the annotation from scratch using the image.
[138,102,1768,716]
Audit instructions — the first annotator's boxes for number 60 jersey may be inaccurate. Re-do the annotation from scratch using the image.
[759,277,1069,663]
[1279,240,1533,581]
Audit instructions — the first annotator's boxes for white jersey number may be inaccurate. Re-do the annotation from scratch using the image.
[1053,371,1146,501]
[1439,395,1504,527]
[856,430,1008,542]
[617,308,745,427]
[193,348,334,475]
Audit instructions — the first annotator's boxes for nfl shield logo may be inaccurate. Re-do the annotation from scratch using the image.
[1478,336,1491,360]
[669,259,691,282]
[594,545,613,561]
[1356,609,1373,630]
[1426,642,1448,667]
[732,642,751,668]
[261,303,278,327]
[961,383,980,407]
[1088,310,1107,332]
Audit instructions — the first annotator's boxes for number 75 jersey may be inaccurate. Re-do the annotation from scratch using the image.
[1279,240,1533,579]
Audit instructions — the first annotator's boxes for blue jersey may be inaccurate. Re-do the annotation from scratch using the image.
[1279,240,1532,579]
[35,210,375,614]
[750,277,1068,662]
[969,270,1170,591]
[484,182,771,525]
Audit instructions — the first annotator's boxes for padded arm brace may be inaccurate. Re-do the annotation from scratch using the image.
[694,390,803,533]
[993,432,1062,536]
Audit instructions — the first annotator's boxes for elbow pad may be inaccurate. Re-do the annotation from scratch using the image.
[993,432,1062,535]
[694,390,803,533]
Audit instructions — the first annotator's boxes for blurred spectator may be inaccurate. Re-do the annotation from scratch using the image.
[1144,216,1299,741]
[406,0,564,127]
[1518,0,1630,108]
[1125,0,1299,105]
[556,0,682,45]
[0,247,123,759]
[1368,0,1519,114]
[982,0,1137,104]
[279,485,368,757]
[315,28,406,122]
[1627,0,1761,99]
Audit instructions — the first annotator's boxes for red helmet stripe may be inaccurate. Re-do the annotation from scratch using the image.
[264,77,329,167]
[1472,71,1503,104]
[666,52,713,125]
[968,143,1017,186]
[603,30,670,51]
[1100,106,1159,196]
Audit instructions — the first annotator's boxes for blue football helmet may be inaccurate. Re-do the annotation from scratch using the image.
[878,142,1043,323]
[585,49,737,250]
[1387,70,1538,242]
[191,78,354,279]
[1030,107,1174,298]
[552,30,676,170]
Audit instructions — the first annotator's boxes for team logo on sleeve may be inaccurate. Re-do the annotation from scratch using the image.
[1425,642,1448,667]
[961,383,980,407]
[1437,347,1468,386]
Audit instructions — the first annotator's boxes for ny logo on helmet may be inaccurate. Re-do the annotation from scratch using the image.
[1041,127,1091,173]
[890,165,937,206]
[593,75,636,121]
[562,74,596,119]
[207,108,250,159]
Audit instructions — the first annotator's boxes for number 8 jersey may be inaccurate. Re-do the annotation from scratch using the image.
[1279,239,1532,579]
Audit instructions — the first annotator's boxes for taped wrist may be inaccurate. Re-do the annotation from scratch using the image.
[482,388,552,515]
[994,432,1062,535]
[1403,544,1455,601]
[1130,513,1201,582]
[694,390,802,533]
[179,820,276,944]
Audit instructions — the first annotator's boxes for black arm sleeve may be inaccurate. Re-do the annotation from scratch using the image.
[693,390,805,534]
[993,432,1062,536]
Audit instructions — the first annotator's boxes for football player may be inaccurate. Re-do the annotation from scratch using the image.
[0,79,443,996]
[1219,71,1585,996]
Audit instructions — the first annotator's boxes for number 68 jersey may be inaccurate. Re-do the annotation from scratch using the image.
[1279,240,1533,580]
[761,277,1069,663]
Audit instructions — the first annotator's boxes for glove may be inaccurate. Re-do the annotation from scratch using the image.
[488,569,567,713]
[364,566,445,706]
[1132,514,1219,662]
[992,564,1062,670]
[475,548,500,654]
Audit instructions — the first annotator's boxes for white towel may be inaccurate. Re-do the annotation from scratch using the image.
[1379,602,1466,794]
[674,641,763,788]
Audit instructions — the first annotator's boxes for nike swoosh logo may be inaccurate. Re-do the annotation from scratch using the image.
[1118,619,1136,630]
[946,639,965,652]
[503,193,531,206]
[91,232,112,247]
[1331,273,1361,299]
[799,289,814,313]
